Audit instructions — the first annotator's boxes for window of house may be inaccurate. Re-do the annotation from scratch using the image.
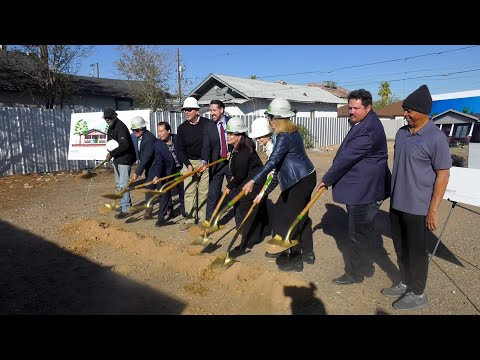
[453,124,470,138]
[116,98,133,111]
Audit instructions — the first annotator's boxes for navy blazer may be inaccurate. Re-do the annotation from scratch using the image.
[322,111,391,205]
[134,130,157,178]
[201,117,233,173]
[152,139,174,179]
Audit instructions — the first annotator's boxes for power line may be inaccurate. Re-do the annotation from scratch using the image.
[256,46,479,80]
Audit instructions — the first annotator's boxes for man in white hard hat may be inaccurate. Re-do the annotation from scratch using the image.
[176,97,210,231]
[130,116,158,220]
[103,108,136,219]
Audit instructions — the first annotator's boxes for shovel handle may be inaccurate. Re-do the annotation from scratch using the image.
[159,158,227,195]
[90,157,109,172]
[297,185,326,220]
[118,178,135,195]
[132,172,182,190]
[209,188,229,224]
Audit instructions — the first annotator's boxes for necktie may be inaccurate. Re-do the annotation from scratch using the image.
[219,122,227,158]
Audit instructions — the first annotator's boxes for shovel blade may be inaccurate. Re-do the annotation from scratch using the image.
[200,220,212,229]
[101,193,122,199]
[265,235,299,255]
[191,235,210,246]
[210,254,236,269]
[79,171,97,179]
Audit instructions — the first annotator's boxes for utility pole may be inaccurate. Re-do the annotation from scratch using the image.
[177,48,182,103]
[90,62,100,77]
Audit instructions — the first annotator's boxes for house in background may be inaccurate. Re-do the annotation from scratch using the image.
[188,74,347,118]
[432,109,479,145]
[307,81,350,107]
[338,100,405,120]
[0,49,174,112]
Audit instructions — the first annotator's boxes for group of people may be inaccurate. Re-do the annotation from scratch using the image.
[103,84,451,311]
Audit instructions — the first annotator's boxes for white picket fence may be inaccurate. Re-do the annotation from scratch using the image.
[0,107,404,176]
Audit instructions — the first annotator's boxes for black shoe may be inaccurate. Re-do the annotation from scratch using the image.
[332,273,364,285]
[303,252,316,265]
[277,253,303,272]
[115,212,129,219]
[155,218,168,227]
[229,246,251,258]
[276,251,294,266]
[265,250,287,259]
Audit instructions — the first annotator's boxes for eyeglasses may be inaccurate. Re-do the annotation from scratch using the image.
[183,108,196,112]
[103,117,114,120]
[132,129,142,133]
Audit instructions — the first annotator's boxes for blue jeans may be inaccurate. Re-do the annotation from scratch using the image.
[114,164,132,212]
[344,200,383,279]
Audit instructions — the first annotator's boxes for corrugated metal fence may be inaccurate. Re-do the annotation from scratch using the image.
[1,107,402,176]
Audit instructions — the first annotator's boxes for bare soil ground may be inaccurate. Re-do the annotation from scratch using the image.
[1,142,479,315]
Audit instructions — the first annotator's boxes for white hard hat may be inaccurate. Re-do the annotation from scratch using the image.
[249,117,272,139]
[181,97,200,110]
[264,98,296,118]
[106,139,119,152]
[130,116,147,130]
[226,117,248,134]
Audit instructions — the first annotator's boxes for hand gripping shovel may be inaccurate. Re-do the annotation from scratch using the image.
[79,157,109,179]
[128,158,227,213]
[264,185,326,256]
[210,172,274,269]
[190,189,246,246]
[101,172,181,200]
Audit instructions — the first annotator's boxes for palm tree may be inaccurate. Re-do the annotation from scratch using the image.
[378,82,392,105]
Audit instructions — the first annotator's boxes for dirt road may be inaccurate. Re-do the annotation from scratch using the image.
[1,143,479,314]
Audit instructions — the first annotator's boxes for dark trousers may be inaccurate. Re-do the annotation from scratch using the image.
[344,201,383,279]
[273,171,316,254]
[170,166,185,215]
[206,162,232,220]
[145,173,171,220]
[232,182,263,249]
[390,207,429,295]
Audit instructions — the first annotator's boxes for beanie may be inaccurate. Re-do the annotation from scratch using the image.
[402,85,432,115]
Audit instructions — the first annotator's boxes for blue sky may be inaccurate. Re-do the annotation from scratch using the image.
[78,45,480,102]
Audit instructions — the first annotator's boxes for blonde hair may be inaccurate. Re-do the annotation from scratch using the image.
[274,118,297,133]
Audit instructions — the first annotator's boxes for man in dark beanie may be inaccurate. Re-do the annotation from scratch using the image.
[383,84,451,311]
[104,108,136,219]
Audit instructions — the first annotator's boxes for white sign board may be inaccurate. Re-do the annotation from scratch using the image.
[68,110,151,160]
[443,166,480,207]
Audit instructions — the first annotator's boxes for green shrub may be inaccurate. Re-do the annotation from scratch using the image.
[297,124,315,149]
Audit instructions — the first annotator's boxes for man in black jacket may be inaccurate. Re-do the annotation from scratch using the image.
[104,108,136,219]
[130,116,157,220]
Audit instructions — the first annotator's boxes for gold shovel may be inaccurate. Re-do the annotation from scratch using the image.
[264,185,326,256]
[79,157,109,179]
[189,188,229,245]
[128,158,227,213]
[191,190,246,246]
[211,172,275,268]
[101,172,181,199]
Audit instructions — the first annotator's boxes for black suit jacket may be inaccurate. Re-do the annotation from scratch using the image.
[201,117,232,173]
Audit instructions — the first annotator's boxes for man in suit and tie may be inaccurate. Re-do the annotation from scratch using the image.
[318,89,391,285]
[199,99,233,221]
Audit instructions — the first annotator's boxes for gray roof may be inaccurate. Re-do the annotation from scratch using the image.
[190,73,347,105]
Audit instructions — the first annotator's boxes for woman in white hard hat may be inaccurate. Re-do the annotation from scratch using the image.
[224,117,265,256]
[243,98,317,272]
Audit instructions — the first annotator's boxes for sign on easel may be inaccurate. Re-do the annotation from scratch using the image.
[443,166,480,207]
[67,109,151,161]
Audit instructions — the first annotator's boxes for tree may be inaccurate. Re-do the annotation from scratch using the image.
[115,45,174,111]
[462,107,473,115]
[74,119,89,144]
[373,95,401,111]
[378,81,392,106]
[250,75,257,79]
[5,45,93,109]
